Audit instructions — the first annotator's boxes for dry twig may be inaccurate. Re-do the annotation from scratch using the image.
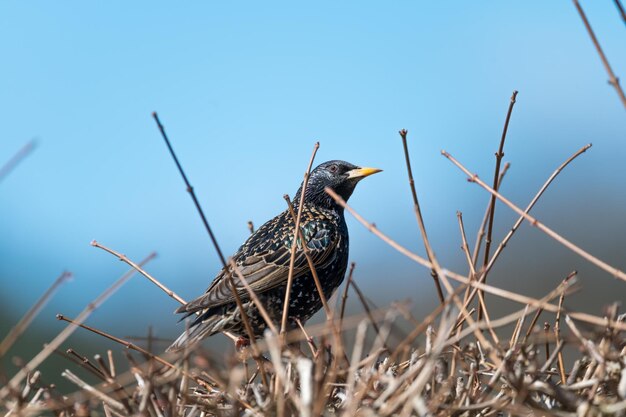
[152,112,228,266]
[573,0,626,109]
[398,129,444,303]
[442,149,626,283]
[0,271,72,357]
[280,142,320,334]
[0,253,155,400]
[0,140,36,183]
[479,90,518,319]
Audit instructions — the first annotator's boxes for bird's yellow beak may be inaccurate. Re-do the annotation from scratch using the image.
[346,166,383,179]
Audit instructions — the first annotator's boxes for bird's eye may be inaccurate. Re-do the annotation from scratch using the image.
[328,164,338,173]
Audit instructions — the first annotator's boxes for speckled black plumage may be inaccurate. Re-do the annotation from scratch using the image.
[168,160,381,352]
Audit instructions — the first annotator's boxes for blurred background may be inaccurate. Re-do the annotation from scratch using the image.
[1,2,625,386]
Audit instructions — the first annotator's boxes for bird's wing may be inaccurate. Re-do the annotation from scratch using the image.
[177,209,341,313]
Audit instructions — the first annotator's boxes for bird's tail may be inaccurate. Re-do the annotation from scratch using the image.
[167,317,221,353]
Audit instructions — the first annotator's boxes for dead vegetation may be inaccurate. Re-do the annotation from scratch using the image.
[1,96,626,417]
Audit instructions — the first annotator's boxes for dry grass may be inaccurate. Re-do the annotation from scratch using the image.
[2,101,626,417]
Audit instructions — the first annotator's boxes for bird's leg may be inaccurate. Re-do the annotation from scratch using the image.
[235,336,251,351]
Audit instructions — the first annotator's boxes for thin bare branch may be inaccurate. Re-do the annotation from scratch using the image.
[480,90,518,319]
[325,185,626,332]
[91,241,184,305]
[55,314,220,388]
[280,142,320,334]
[614,0,626,25]
[522,270,578,345]
[62,369,126,412]
[0,252,156,400]
[0,140,36,183]
[483,144,591,278]
[457,212,476,278]
[398,129,444,303]
[339,262,356,328]
[442,149,626,283]
[283,191,332,321]
[224,276,270,388]
[0,271,72,357]
[471,162,511,266]
[349,278,385,348]
[152,112,228,266]
[573,0,626,109]
[462,144,592,315]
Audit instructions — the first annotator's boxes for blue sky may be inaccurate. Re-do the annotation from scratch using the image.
[1,2,625,348]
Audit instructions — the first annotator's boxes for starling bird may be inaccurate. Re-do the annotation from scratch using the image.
[168,160,381,352]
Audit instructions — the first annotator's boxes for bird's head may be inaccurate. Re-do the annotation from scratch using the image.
[294,160,382,209]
